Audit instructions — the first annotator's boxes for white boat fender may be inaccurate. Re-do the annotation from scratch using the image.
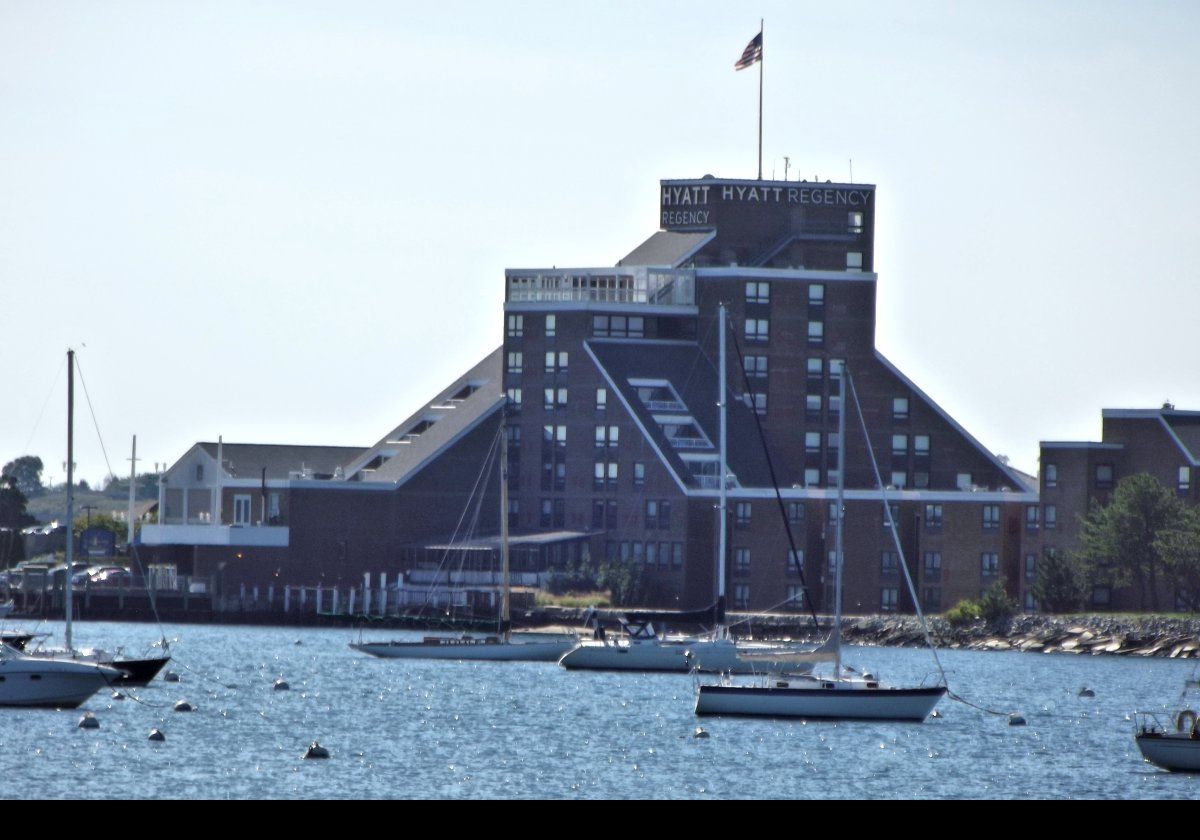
[930,709,943,719]
[1175,709,1198,736]
[693,728,710,740]
[78,712,100,730]
[148,729,166,742]
[273,679,290,691]
[1008,714,1026,727]
[173,700,194,712]
[303,742,330,759]
[1078,687,1095,698]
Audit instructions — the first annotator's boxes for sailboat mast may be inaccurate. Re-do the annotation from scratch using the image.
[717,303,728,628]
[65,349,75,652]
[499,411,511,640]
[833,363,847,676]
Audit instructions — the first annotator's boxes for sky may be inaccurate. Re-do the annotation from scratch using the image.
[2,0,1198,488]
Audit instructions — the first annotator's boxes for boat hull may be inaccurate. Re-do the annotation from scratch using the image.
[558,638,809,674]
[1135,733,1200,772]
[696,684,947,721]
[0,659,121,709]
[350,637,575,662]
[110,655,172,687]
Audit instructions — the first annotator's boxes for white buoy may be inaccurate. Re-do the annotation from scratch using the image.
[303,742,330,759]
[148,728,166,742]
[78,712,100,730]
[173,700,194,712]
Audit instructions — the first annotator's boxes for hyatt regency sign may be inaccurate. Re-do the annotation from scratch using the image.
[661,182,873,227]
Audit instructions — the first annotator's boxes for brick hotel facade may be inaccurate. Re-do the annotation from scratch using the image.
[143,174,1039,615]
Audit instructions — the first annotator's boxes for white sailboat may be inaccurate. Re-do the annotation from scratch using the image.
[350,411,578,663]
[559,304,809,675]
[695,363,947,721]
[0,349,126,709]
[1133,676,1200,772]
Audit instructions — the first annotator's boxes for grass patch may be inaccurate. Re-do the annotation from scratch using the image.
[535,590,611,609]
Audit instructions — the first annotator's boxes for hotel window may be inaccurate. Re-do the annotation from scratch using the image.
[981,553,1000,577]
[1025,505,1040,530]
[1044,504,1057,529]
[808,284,825,307]
[745,318,770,342]
[829,394,841,422]
[645,542,658,566]
[592,314,644,338]
[1043,463,1057,488]
[734,584,750,610]
[1025,553,1037,580]
[506,352,523,374]
[734,548,751,576]
[632,542,644,563]
[672,543,683,568]
[787,502,804,525]
[786,585,807,611]
[923,552,942,582]
[913,471,930,489]
[543,424,567,446]
[806,358,823,390]
[544,351,568,374]
[1181,466,1192,492]
[827,502,840,525]
[506,388,522,409]
[924,504,943,529]
[233,495,252,526]
[805,432,821,455]
[749,392,767,416]
[595,388,607,410]
[893,397,910,422]
[914,435,930,458]
[744,355,768,379]
[846,252,863,272]
[890,471,907,489]
[807,320,824,347]
[544,456,565,491]
[957,472,973,490]
[804,468,821,487]
[543,388,567,410]
[827,468,841,487]
[892,434,909,458]
[882,503,900,529]
[645,500,659,529]
[806,395,823,423]
[827,550,838,574]
[633,462,645,487]
[826,432,841,458]
[507,314,523,337]
[881,588,898,612]
[1095,464,1114,488]
[539,499,553,528]
[507,424,521,447]
[606,500,618,529]
[592,461,618,490]
[591,500,606,530]
[982,505,1000,529]
[745,281,770,304]
[735,501,752,527]
[829,358,844,379]
[787,549,804,574]
[545,314,556,338]
[923,588,941,612]
[659,500,671,529]
[881,552,900,577]
[848,211,864,233]
[594,425,619,448]
[508,499,520,529]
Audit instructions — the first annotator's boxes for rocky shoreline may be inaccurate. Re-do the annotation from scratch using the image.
[810,614,1200,659]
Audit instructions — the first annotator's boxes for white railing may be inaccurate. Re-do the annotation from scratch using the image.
[506,267,695,307]
[669,438,710,450]
[140,524,290,548]
[644,400,687,412]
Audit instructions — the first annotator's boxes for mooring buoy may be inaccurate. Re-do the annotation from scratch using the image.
[273,679,290,691]
[173,700,194,712]
[1008,713,1027,727]
[148,728,166,742]
[78,712,100,730]
[1078,687,1095,698]
[163,671,180,683]
[111,691,125,700]
[693,727,710,739]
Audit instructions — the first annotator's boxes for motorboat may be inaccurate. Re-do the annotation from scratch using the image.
[0,641,122,709]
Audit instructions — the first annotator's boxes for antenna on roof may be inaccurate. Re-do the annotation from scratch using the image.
[849,158,854,183]
[783,156,790,181]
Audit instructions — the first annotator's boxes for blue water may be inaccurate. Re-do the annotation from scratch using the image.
[0,620,1197,799]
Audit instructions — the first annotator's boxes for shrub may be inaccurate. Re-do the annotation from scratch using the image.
[978,581,1017,624]
[943,599,982,628]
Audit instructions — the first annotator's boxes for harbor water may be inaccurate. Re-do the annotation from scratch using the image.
[1,621,1197,799]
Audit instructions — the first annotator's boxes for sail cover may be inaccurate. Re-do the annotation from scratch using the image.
[736,635,840,665]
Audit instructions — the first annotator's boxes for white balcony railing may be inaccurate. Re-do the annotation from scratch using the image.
[140,523,290,548]
[506,267,695,307]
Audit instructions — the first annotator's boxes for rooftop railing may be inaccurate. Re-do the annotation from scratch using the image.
[506,267,695,307]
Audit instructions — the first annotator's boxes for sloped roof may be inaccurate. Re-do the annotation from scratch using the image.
[343,348,505,485]
[619,230,715,268]
[1163,413,1200,465]
[197,443,365,480]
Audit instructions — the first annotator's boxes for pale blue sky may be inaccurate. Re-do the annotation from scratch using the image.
[2,1,1198,487]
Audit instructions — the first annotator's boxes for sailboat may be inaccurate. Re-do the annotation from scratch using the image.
[695,363,947,721]
[21,350,171,688]
[558,304,808,675]
[350,411,578,662]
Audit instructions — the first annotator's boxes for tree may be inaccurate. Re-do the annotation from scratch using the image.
[1158,507,1200,613]
[1033,547,1086,613]
[1077,473,1187,611]
[1,455,45,497]
[0,476,35,566]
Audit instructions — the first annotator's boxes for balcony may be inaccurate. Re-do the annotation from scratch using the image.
[141,523,290,548]
[505,267,695,308]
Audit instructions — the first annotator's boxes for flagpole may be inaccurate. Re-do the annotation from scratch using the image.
[757,19,763,181]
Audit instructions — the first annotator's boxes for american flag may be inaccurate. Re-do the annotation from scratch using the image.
[734,32,762,71]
